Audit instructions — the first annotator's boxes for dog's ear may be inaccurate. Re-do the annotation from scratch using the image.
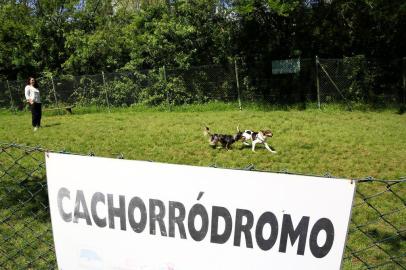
[261,130,273,137]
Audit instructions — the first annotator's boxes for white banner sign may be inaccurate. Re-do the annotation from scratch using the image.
[45,153,355,270]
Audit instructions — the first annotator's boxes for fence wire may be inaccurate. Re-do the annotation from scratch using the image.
[0,57,404,112]
[317,57,404,109]
[0,143,405,269]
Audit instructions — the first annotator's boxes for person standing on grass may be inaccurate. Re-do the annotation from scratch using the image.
[24,77,42,131]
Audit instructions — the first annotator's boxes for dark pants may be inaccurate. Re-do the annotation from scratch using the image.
[31,103,42,127]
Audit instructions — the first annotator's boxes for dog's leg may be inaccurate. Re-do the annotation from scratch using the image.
[220,142,227,150]
[264,142,277,153]
[226,143,232,151]
[251,141,257,152]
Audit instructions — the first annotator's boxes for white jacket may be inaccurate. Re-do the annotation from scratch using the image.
[24,85,41,103]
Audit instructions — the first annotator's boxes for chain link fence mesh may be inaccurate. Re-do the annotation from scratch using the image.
[317,57,404,109]
[344,179,406,269]
[1,142,405,269]
[0,57,404,111]
[0,64,238,111]
[0,143,55,269]
[238,58,316,105]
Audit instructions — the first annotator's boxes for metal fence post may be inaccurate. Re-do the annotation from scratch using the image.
[6,80,14,110]
[102,71,110,113]
[403,57,405,106]
[317,57,352,111]
[234,58,242,111]
[51,75,60,113]
[315,56,321,109]
[162,65,170,111]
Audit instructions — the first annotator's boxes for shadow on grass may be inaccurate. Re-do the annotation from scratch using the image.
[366,227,406,254]
[397,105,405,115]
[42,122,61,128]
[1,175,50,223]
[238,143,277,152]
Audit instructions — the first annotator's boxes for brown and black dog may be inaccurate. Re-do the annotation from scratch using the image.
[204,126,243,150]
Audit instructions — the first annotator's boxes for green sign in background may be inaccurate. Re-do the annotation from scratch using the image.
[272,59,301,74]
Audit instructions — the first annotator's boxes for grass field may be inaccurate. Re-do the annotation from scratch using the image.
[1,104,405,179]
[0,103,405,269]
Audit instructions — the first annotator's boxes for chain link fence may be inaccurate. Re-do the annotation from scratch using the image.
[1,142,405,269]
[317,57,405,109]
[238,58,316,106]
[0,64,239,112]
[0,143,55,269]
[0,57,404,111]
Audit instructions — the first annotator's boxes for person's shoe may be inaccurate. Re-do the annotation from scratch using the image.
[33,127,38,131]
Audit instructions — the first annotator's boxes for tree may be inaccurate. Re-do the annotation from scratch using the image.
[123,0,232,71]
[0,3,36,79]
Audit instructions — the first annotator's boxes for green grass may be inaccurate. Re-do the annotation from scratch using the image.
[0,103,405,269]
[1,103,405,179]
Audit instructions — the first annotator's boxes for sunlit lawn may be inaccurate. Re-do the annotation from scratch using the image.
[1,105,405,180]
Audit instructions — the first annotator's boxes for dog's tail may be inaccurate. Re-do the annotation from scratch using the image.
[237,124,240,132]
[203,126,211,137]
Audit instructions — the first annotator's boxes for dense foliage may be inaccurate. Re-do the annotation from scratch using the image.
[0,0,404,80]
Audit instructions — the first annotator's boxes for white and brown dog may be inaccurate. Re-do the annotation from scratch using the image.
[241,129,277,153]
